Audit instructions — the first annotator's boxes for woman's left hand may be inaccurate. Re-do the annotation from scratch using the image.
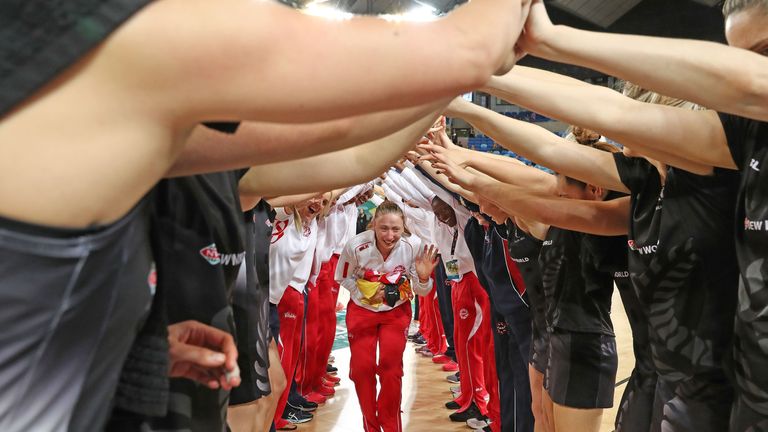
[415,244,440,282]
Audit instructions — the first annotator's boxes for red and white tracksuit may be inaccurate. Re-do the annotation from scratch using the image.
[336,230,433,432]
[269,209,317,426]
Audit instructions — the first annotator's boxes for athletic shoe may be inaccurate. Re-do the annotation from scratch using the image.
[275,418,297,430]
[466,417,491,429]
[473,426,492,432]
[412,335,427,346]
[322,377,340,387]
[303,392,327,404]
[408,331,422,341]
[328,355,335,363]
[284,408,313,424]
[316,385,335,397]
[287,393,318,412]
[432,354,451,364]
[442,361,459,372]
[324,373,341,383]
[445,400,460,410]
[420,348,434,357]
[448,403,481,422]
[445,372,460,384]
[326,364,338,374]
[450,385,461,394]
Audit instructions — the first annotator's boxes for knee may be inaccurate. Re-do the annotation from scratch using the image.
[349,360,376,383]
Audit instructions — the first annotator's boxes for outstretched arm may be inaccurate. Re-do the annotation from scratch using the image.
[124,0,527,127]
[484,70,731,172]
[170,102,445,176]
[517,0,768,122]
[238,112,441,196]
[445,97,629,192]
[432,153,628,236]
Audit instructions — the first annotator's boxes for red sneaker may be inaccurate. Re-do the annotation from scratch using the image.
[322,377,340,387]
[316,385,335,397]
[303,392,327,404]
[324,374,341,383]
[432,354,450,364]
[442,361,459,372]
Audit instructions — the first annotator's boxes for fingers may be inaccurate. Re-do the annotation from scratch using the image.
[169,342,227,369]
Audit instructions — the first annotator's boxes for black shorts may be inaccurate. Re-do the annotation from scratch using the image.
[0,200,153,431]
[544,330,617,409]
[529,319,549,374]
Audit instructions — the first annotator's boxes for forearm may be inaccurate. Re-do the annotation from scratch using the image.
[239,112,442,196]
[535,26,768,121]
[463,150,555,193]
[478,179,628,236]
[169,102,443,177]
[264,192,321,208]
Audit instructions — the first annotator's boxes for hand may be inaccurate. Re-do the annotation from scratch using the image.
[168,320,241,390]
[478,197,508,224]
[430,152,477,189]
[415,244,440,282]
[370,286,386,304]
[516,0,555,58]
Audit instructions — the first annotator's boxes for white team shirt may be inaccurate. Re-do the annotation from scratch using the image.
[335,230,432,312]
[269,208,318,304]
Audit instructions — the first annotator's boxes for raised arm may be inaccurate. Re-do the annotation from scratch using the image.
[170,102,445,176]
[517,0,768,122]
[484,70,732,171]
[433,158,628,236]
[445,98,629,192]
[238,112,440,196]
[126,0,528,127]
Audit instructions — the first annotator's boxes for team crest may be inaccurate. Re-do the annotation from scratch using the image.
[200,243,221,265]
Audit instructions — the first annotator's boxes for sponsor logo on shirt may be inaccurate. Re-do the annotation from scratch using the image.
[271,220,290,244]
[496,321,508,335]
[744,218,768,231]
[627,239,657,255]
[199,243,246,266]
[511,257,530,263]
[393,265,406,274]
[357,242,372,252]
[749,158,761,172]
[542,240,553,246]
[614,271,629,278]
[283,312,297,320]
[459,308,469,320]
[147,263,157,295]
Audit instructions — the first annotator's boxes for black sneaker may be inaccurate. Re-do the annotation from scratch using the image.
[449,402,481,422]
[445,372,460,384]
[412,335,427,346]
[326,364,338,374]
[407,331,422,341]
[445,400,460,410]
[283,408,314,424]
[287,392,318,412]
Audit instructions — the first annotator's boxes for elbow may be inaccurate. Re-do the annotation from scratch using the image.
[739,72,768,118]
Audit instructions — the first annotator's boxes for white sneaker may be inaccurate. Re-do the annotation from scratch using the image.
[466,417,491,429]
[328,355,335,363]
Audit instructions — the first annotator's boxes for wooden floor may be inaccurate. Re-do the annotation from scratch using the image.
[297,290,634,432]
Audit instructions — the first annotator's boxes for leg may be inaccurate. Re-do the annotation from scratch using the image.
[256,340,286,432]
[273,289,305,428]
[552,403,603,432]
[297,283,321,395]
[505,313,535,432]
[346,302,382,432]
[434,257,456,362]
[376,302,412,432]
[529,366,549,432]
[453,274,489,414]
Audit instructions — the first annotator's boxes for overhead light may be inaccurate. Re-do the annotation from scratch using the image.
[302,1,353,20]
[381,3,439,22]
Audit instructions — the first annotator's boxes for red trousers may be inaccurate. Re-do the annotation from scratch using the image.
[274,288,305,425]
[418,278,447,356]
[346,301,411,432]
[296,282,320,394]
[315,254,340,387]
[452,272,492,415]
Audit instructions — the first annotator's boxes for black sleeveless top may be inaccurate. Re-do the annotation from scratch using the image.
[0,0,150,116]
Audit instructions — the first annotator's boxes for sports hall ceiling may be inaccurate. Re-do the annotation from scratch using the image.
[278,0,728,79]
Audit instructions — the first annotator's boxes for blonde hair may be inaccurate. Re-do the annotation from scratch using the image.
[621,82,705,111]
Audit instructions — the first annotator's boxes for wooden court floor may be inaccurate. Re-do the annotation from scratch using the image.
[296,289,633,432]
